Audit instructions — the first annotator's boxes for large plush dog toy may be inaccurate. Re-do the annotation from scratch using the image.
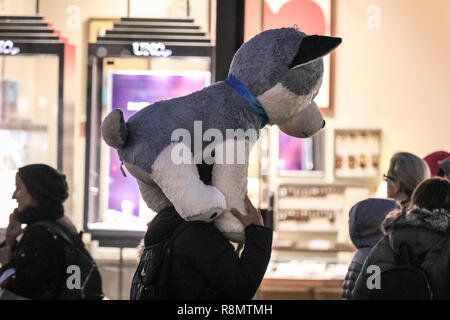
[102,28,341,242]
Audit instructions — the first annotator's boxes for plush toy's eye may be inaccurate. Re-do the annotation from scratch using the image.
[210,212,218,219]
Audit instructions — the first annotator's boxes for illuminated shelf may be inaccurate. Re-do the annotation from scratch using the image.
[275,224,339,233]
[0,121,47,131]
[272,245,356,253]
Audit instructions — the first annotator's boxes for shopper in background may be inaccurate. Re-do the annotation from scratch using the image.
[343,152,430,299]
[352,177,450,299]
[342,198,397,299]
[384,152,430,209]
[423,150,450,177]
[0,164,101,300]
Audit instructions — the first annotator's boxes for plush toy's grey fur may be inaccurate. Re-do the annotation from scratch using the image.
[102,28,341,243]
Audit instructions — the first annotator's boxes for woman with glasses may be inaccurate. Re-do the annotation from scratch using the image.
[343,151,429,299]
[383,152,430,208]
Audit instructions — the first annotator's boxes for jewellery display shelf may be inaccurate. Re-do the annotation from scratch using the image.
[334,129,382,181]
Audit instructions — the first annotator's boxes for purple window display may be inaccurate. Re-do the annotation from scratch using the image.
[108,71,210,217]
[278,131,314,173]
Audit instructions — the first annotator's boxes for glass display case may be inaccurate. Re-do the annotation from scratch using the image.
[277,129,325,176]
[334,129,381,181]
[84,17,214,247]
[0,15,75,230]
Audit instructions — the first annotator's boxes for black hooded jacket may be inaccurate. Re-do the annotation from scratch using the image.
[342,198,397,299]
[352,207,450,300]
[143,206,273,300]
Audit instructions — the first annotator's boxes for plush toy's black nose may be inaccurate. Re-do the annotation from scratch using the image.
[322,120,326,128]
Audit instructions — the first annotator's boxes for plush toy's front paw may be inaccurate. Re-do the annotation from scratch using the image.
[214,211,246,243]
[187,207,226,222]
[183,186,227,222]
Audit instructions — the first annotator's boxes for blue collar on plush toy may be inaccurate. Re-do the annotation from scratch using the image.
[225,74,269,127]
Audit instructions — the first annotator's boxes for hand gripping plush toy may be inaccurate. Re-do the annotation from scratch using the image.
[101,28,341,243]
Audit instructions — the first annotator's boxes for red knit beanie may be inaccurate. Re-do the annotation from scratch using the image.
[423,151,450,177]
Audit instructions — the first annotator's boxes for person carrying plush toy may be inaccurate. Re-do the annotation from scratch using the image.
[101,27,342,244]
[103,27,342,299]
[130,163,273,300]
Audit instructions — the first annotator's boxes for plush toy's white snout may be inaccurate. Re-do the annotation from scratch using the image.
[278,101,325,138]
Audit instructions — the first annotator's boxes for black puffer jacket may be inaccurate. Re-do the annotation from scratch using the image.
[342,198,397,299]
[143,206,273,300]
[352,207,450,300]
[1,232,65,298]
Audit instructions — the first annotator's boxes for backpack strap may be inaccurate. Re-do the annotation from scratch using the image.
[132,221,191,300]
[33,220,76,247]
[395,242,434,299]
[162,221,191,298]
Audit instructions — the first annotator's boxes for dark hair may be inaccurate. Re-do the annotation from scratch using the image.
[18,163,69,205]
[410,177,450,211]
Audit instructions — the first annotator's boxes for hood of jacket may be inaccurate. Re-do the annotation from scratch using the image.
[381,206,450,256]
[349,198,398,249]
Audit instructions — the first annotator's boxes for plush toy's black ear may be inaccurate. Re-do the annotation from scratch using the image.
[289,35,342,69]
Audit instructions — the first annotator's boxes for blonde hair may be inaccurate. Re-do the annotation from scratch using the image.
[388,152,430,197]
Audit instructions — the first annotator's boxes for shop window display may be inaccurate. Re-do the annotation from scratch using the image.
[278,130,324,175]
[0,56,57,227]
[260,184,354,299]
[0,16,74,230]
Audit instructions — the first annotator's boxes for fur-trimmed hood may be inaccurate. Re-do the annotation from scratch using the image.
[381,206,450,256]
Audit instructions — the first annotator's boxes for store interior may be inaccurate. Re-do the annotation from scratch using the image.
[0,0,449,300]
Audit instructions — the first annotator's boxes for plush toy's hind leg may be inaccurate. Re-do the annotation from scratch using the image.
[211,140,250,243]
[151,143,227,222]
